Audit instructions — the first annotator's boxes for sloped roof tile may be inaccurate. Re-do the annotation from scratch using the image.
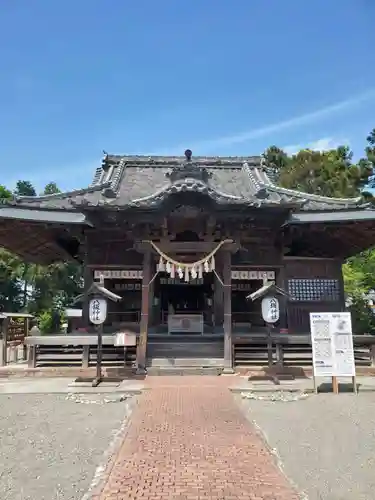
[2,153,365,212]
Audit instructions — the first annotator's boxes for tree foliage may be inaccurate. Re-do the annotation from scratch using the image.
[263,132,375,198]
[263,129,375,333]
[43,182,61,195]
[14,180,37,197]
[0,180,82,330]
[0,185,12,199]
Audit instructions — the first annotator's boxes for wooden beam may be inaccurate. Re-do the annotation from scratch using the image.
[135,240,238,254]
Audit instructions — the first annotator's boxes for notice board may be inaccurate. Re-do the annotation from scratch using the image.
[309,312,355,378]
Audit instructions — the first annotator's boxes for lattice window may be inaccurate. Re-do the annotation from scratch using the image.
[288,279,340,302]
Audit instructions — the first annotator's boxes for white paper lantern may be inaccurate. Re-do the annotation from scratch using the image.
[89,297,107,325]
[261,296,279,324]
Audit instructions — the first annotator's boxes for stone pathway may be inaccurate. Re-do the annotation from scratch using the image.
[91,377,299,500]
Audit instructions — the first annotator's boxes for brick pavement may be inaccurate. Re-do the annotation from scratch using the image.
[92,377,300,500]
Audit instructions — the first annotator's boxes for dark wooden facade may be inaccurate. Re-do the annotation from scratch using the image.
[1,151,375,370]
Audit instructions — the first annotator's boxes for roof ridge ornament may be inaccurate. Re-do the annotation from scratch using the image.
[101,150,110,171]
[166,149,212,183]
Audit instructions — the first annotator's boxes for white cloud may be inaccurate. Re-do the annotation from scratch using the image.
[180,89,375,151]
[283,137,349,155]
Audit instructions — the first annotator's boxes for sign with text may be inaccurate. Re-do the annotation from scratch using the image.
[89,298,107,325]
[261,296,280,324]
[94,270,143,280]
[310,312,355,378]
[7,317,26,344]
[231,270,275,281]
[114,282,142,291]
[168,314,204,334]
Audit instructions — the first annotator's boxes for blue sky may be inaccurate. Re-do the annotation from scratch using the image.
[0,0,374,192]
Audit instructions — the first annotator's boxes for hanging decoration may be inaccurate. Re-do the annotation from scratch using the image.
[146,239,232,283]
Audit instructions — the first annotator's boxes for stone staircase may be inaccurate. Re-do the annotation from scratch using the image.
[146,335,224,375]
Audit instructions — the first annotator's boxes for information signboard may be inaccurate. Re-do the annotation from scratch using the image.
[7,317,26,344]
[310,312,355,379]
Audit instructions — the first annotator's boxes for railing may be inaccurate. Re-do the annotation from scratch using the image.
[233,334,375,368]
[20,333,375,371]
[24,335,137,369]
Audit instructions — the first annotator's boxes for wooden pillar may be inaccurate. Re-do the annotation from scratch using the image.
[222,250,233,373]
[214,257,224,327]
[0,317,8,367]
[336,259,346,311]
[148,276,155,326]
[82,345,90,368]
[136,250,152,373]
[276,265,287,330]
[82,235,93,329]
[28,345,36,368]
[370,345,375,368]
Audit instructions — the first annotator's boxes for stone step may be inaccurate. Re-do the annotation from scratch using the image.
[147,335,224,344]
[146,357,224,368]
[147,343,223,356]
[147,351,224,359]
[146,366,223,376]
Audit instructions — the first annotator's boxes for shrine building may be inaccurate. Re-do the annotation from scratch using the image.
[1,150,375,372]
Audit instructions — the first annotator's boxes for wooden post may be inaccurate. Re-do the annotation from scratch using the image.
[332,376,339,394]
[136,250,152,373]
[352,375,358,394]
[370,345,375,368]
[148,274,155,326]
[275,343,284,367]
[266,323,273,367]
[276,266,288,330]
[92,323,103,387]
[23,317,29,361]
[0,317,8,367]
[82,235,93,329]
[28,345,36,368]
[222,250,233,373]
[0,340,4,368]
[82,345,90,368]
[214,256,224,327]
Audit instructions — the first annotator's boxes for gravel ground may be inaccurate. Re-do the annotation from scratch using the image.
[0,394,134,500]
[238,392,375,500]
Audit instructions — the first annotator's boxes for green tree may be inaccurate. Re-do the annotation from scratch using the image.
[262,146,290,179]
[0,249,24,312]
[28,262,83,314]
[0,185,12,199]
[265,145,372,198]
[1,180,83,320]
[12,179,37,307]
[14,180,36,197]
[43,182,61,195]
[264,129,375,333]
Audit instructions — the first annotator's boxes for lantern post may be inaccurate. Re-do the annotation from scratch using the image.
[247,282,292,369]
[77,276,121,387]
[89,296,107,385]
[261,296,280,367]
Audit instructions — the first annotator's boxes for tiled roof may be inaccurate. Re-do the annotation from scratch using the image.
[3,154,365,212]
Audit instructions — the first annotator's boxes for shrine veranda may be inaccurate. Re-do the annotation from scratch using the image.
[2,151,375,370]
